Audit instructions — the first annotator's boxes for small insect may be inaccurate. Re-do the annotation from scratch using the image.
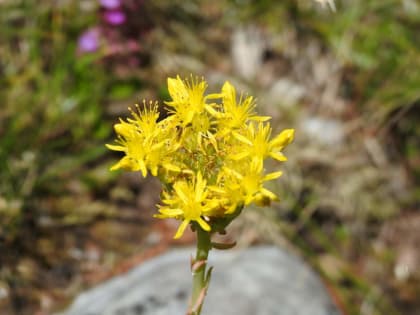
[314,0,336,12]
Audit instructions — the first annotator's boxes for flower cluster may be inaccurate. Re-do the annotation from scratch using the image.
[78,0,151,68]
[107,76,294,238]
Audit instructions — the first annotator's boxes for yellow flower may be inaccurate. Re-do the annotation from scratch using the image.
[166,75,210,127]
[221,160,282,209]
[155,172,219,239]
[216,81,270,135]
[106,104,180,177]
[128,102,161,136]
[232,122,294,167]
[107,75,294,239]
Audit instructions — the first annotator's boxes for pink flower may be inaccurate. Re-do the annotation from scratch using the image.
[103,10,126,25]
[100,0,121,9]
[78,28,100,53]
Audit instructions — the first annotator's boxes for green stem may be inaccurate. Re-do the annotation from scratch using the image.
[190,226,212,315]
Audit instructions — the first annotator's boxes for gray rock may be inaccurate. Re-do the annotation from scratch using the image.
[300,117,345,147]
[58,246,341,315]
[268,79,306,107]
[231,26,265,81]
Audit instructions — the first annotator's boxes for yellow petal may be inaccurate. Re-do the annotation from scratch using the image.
[207,133,219,152]
[222,81,236,103]
[208,185,226,194]
[163,163,181,172]
[264,171,283,181]
[233,132,253,146]
[204,104,222,118]
[109,162,122,171]
[167,76,187,103]
[269,151,287,162]
[110,156,136,171]
[114,123,132,138]
[251,115,271,122]
[230,151,250,161]
[139,159,148,177]
[158,207,183,216]
[153,141,166,150]
[174,219,190,239]
[261,188,278,201]
[196,217,211,232]
[205,93,222,99]
[151,165,158,176]
[105,144,126,152]
[173,182,189,204]
[195,172,206,201]
[271,129,295,148]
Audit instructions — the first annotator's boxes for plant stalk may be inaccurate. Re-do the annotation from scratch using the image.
[189,226,212,315]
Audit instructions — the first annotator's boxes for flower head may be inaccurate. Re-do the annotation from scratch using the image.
[232,122,294,168]
[107,76,294,238]
[103,9,126,25]
[100,0,121,9]
[106,103,180,177]
[165,75,211,127]
[216,81,270,135]
[156,172,220,238]
[78,28,100,53]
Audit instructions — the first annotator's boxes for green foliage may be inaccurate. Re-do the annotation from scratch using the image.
[0,1,111,241]
[315,0,420,204]
[310,0,420,118]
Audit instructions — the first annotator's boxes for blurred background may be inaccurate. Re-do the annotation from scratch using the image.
[0,0,419,314]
